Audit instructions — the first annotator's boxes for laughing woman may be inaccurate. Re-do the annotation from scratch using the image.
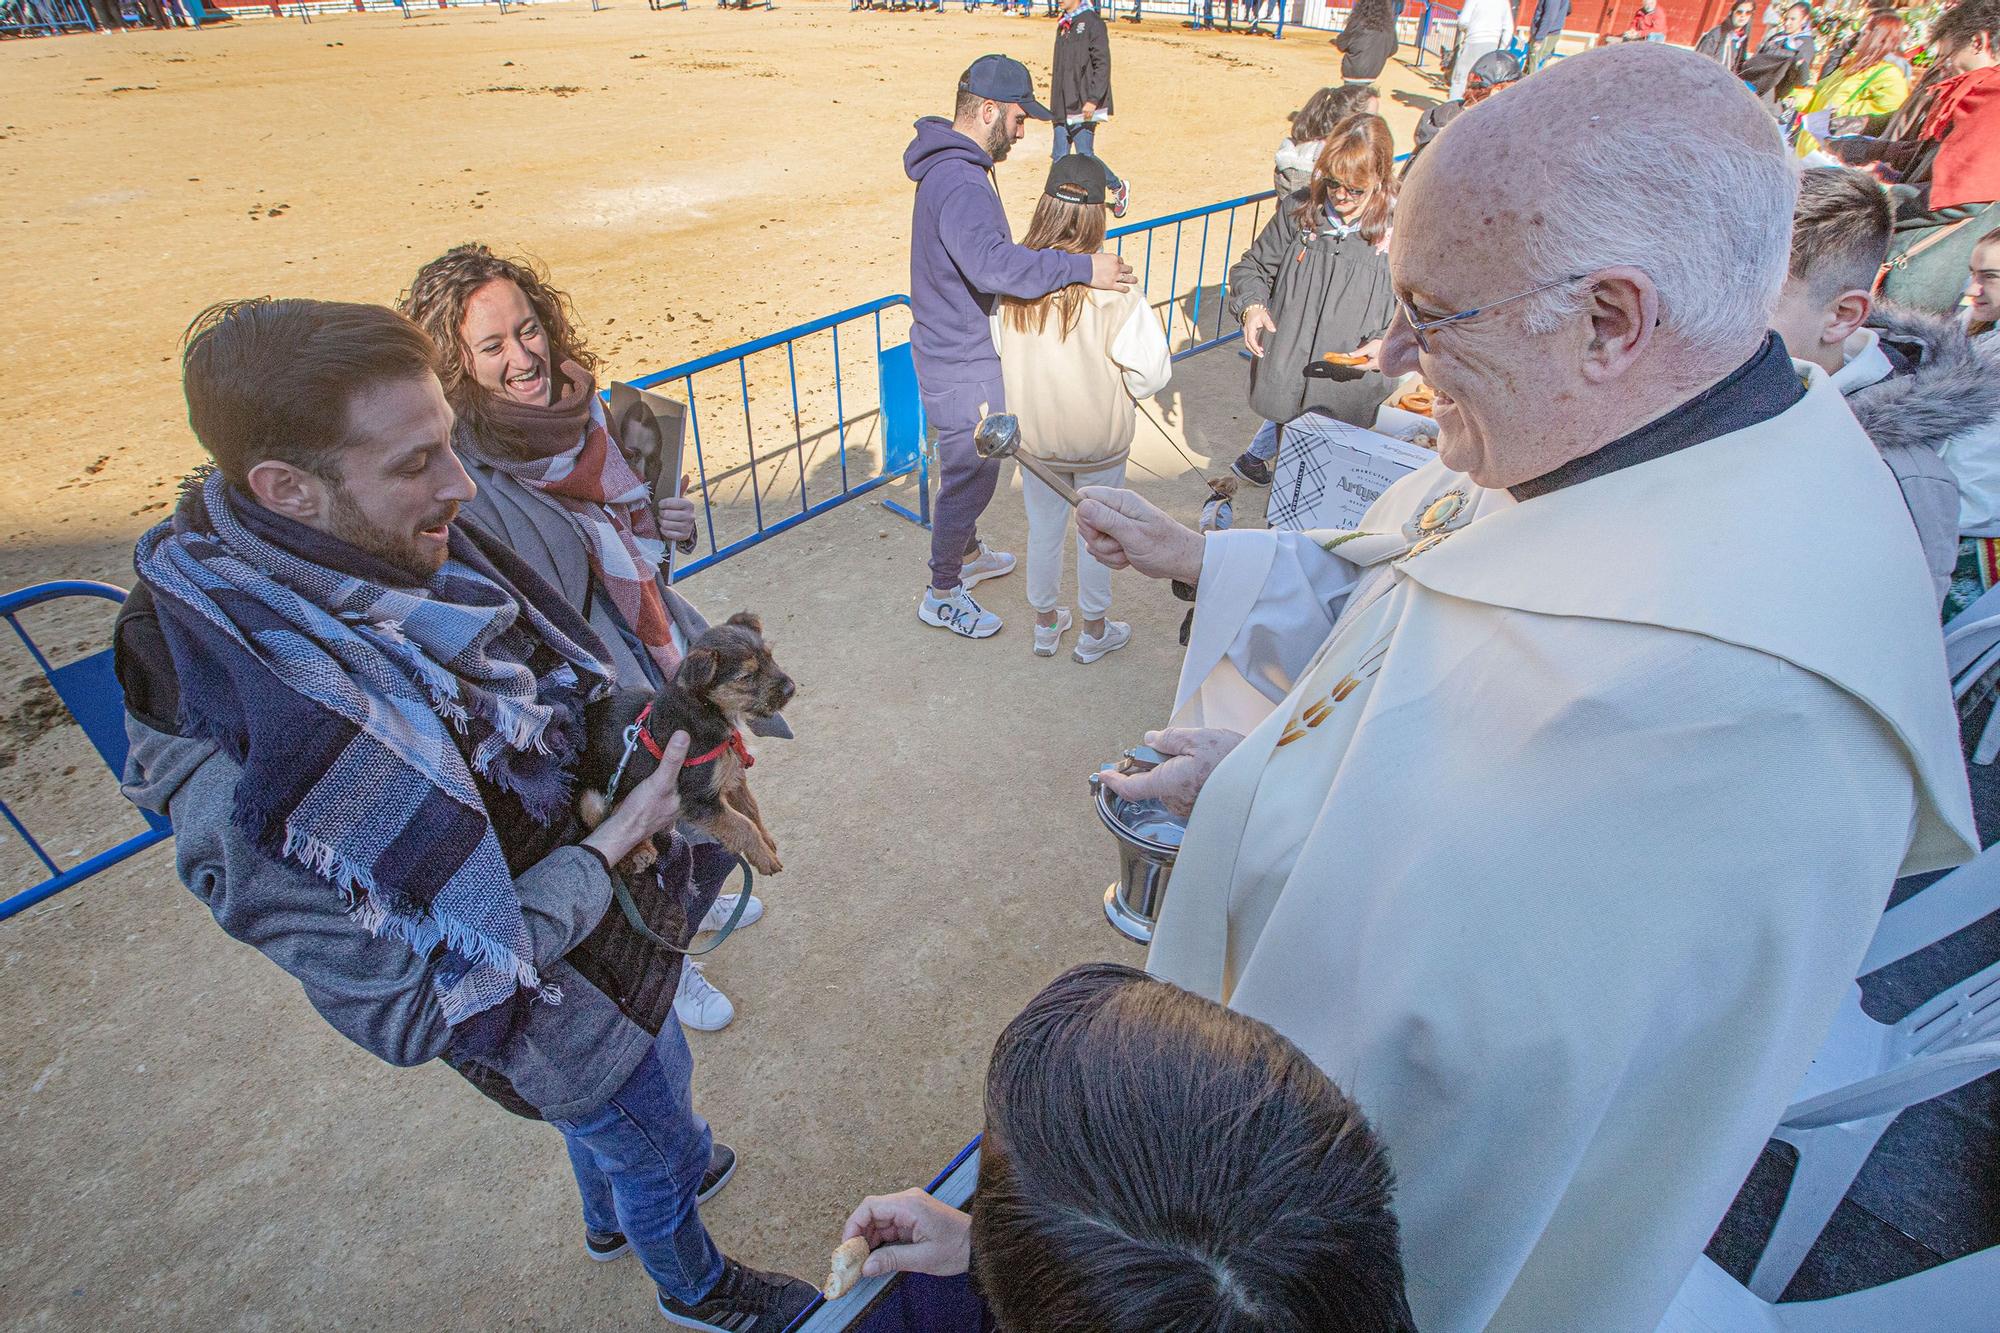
[401,244,784,1038]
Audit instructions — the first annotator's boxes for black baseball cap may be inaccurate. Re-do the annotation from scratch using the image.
[1466,51,1524,88]
[1046,153,1118,204]
[959,54,1052,120]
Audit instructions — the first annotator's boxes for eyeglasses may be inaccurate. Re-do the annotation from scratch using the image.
[1391,274,1588,352]
[1326,178,1370,199]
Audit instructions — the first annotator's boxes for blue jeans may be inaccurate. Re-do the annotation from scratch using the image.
[553,1026,724,1304]
[1245,417,1279,462]
[1053,121,1096,159]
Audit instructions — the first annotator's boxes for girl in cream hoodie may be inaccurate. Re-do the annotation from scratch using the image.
[993,154,1173,662]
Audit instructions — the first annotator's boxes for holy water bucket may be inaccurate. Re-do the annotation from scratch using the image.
[1092,763,1188,945]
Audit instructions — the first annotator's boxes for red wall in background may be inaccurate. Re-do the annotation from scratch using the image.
[1538,0,1769,47]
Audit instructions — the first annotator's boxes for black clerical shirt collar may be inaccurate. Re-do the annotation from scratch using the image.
[1508,333,1804,502]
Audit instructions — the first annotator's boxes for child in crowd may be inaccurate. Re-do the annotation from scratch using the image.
[1768,168,2000,613]
[1969,226,2000,348]
[993,155,1171,662]
[1229,114,1400,488]
[1273,83,1381,196]
[841,963,1416,1332]
[1235,87,1384,480]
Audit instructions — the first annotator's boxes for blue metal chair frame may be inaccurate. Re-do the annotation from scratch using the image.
[0,581,170,923]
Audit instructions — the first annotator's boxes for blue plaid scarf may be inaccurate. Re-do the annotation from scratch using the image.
[134,471,615,1024]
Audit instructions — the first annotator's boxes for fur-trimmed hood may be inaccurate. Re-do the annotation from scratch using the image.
[1848,302,2000,454]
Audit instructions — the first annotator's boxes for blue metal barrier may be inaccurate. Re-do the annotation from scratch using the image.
[624,295,929,576]
[0,582,170,923]
[613,192,1280,561]
[0,0,96,34]
[1108,189,1277,362]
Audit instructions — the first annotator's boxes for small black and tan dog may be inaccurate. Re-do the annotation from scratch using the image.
[577,611,794,878]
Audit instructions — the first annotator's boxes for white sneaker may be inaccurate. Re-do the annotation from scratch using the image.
[1073,620,1132,664]
[699,892,764,933]
[674,963,734,1032]
[958,542,1016,590]
[1033,608,1073,657]
[918,586,1002,639]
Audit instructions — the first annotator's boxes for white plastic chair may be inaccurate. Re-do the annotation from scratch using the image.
[1943,584,2000,763]
[1742,843,2000,1300]
[1659,1249,2000,1331]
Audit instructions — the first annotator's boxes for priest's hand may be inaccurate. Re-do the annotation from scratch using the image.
[1077,486,1205,585]
[1100,727,1243,819]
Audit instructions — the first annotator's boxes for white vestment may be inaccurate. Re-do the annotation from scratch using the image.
[1148,368,1977,1333]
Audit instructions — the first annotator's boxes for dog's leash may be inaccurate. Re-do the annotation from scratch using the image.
[1131,401,1215,483]
[601,704,756,957]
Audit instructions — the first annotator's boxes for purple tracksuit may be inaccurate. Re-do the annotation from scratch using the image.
[904,117,1092,590]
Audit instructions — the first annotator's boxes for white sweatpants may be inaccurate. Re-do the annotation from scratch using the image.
[1022,459,1126,618]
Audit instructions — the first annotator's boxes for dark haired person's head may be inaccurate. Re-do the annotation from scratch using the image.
[1298,113,1398,245]
[1344,0,1397,34]
[1932,0,2000,73]
[972,963,1414,1333]
[1291,82,1381,143]
[951,56,1045,163]
[399,243,597,453]
[181,298,468,581]
[1728,1,1752,29]
[1782,0,1811,30]
[1769,166,1894,373]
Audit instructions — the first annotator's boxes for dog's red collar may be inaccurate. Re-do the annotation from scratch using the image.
[632,703,754,770]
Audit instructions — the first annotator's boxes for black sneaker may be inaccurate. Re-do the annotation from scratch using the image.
[1231,452,1275,486]
[657,1258,817,1332]
[698,1142,737,1204]
[586,1228,631,1262]
[582,1143,738,1264]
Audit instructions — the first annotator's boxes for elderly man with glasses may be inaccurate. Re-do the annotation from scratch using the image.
[1072,43,1975,1333]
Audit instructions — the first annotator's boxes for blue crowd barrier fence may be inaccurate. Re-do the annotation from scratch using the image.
[621,188,1280,558]
[1109,187,1276,363]
[0,582,171,923]
[0,0,96,34]
[622,294,933,569]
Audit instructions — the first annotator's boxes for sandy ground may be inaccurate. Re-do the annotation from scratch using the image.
[0,7,1441,1327]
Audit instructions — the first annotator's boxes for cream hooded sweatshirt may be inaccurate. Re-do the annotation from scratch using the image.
[990,284,1173,469]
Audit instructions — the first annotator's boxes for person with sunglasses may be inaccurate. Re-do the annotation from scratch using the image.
[1226,113,1399,489]
[1072,43,1973,1332]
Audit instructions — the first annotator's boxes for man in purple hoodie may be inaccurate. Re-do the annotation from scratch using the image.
[906,54,1135,640]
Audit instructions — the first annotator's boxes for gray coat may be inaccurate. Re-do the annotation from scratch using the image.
[457,443,791,740]
[1228,194,1398,427]
[120,717,654,1122]
[1851,303,2000,606]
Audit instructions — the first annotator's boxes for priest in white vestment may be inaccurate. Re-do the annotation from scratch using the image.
[1076,44,1978,1333]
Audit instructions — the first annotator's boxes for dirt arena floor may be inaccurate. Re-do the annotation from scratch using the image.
[0,7,1440,1327]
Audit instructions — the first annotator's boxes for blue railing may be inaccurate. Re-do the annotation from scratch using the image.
[1110,188,1276,362]
[620,191,1276,570]
[0,0,96,34]
[0,582,171,922]
[622,294,930,576]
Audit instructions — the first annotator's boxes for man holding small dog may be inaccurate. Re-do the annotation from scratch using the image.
[905,54,1134,639]
[114,299,818,1333]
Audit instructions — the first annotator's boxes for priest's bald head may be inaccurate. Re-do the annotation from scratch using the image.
[1382,44,1797,490]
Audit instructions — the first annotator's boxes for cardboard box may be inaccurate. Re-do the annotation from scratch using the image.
[1267,413,1437,533]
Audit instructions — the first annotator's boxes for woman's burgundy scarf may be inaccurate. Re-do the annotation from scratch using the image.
[474,361,682,680]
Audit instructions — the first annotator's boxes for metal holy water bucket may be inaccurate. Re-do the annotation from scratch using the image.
[1092,760,1188,944]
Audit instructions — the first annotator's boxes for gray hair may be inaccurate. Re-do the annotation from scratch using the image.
[1515,114,1798,357]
